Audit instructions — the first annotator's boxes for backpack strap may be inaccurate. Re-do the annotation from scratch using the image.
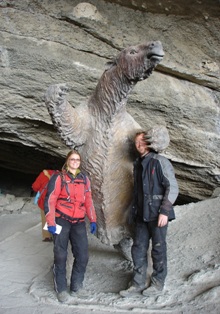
[39,170,55,199]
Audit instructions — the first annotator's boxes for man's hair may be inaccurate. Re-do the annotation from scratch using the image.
[134,130,146,140]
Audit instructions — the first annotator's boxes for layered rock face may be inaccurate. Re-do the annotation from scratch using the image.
[0,0,220,242]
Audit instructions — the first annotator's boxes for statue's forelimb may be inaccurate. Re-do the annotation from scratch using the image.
[44,83,87,148]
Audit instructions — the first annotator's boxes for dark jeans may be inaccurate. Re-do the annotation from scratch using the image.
[131,220,168,288]
[53,218,88,293]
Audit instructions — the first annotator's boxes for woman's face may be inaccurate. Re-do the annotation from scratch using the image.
[67,153,81,171]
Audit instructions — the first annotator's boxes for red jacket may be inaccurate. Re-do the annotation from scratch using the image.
[32,170,57,210]
[44,171,96,226]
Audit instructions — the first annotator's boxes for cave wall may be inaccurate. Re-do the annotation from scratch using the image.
[0,0,220,202]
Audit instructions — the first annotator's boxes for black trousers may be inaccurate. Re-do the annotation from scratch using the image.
[131,220,168,288]
[53,218,88,293]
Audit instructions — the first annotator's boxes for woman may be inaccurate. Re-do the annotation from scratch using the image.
[44,150,97,303]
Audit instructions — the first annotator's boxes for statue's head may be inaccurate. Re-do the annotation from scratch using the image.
[105,41,164,82]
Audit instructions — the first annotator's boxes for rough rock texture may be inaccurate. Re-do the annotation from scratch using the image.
[0,0,220,239]
[1,189,220,313]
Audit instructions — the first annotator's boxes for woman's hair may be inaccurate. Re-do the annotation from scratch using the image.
[62,150,81,171]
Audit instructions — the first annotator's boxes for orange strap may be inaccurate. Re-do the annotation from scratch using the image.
[43,170,51,179]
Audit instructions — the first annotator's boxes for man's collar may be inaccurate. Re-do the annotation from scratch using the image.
[141,151,150,158]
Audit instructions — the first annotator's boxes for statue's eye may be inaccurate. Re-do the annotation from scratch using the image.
[130,49,137,55]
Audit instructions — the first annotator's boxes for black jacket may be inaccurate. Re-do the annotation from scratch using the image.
[132,152,179,222]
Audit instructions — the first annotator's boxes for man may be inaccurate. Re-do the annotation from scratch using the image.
[120,126,179,297]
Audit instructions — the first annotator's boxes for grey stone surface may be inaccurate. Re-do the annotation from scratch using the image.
[0,194,220,313]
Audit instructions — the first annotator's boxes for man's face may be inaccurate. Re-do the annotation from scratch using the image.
[135,133,149,156]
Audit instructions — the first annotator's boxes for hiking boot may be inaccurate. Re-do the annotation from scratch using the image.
[42,237,53,242]
[57,291,69,303]
[119,285,144,297]
[142,284,163,297]
[70,289,89,298]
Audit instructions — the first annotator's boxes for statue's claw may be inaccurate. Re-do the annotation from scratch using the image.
[144,134,153,144]
[45,84,69,105]
[59,85,69,94]
[55,84,68,101]
[144,125,170,153]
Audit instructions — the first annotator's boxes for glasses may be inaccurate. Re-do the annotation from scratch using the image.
[69,158,81,162]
